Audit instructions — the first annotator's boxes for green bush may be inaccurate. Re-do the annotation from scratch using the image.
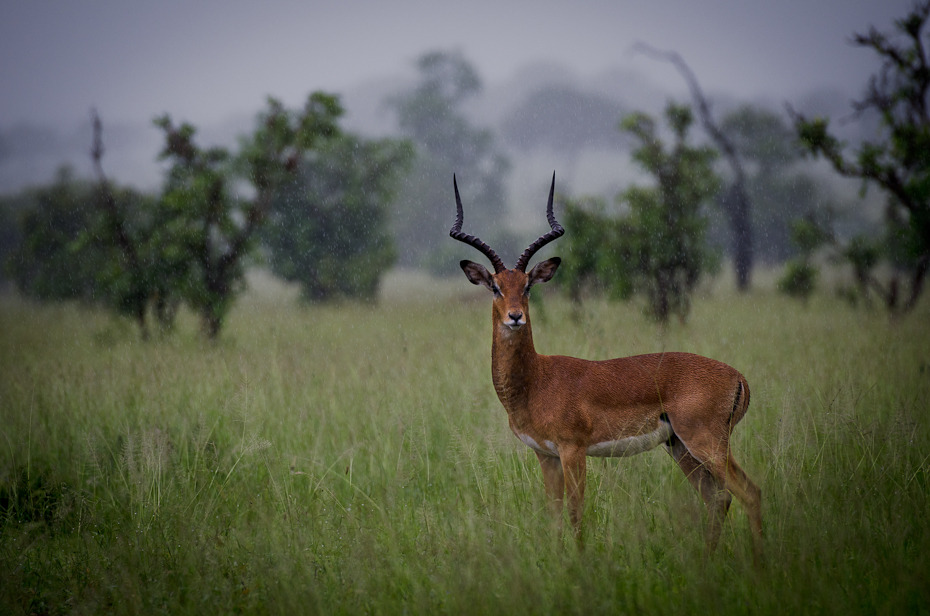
[777,259,818,300]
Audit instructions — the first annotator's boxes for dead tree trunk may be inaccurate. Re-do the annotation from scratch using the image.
[634,44,754,292]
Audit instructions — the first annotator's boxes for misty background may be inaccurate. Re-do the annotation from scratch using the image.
[0,1,910,269]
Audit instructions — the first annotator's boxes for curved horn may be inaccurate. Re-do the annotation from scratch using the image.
[515,172,564,272]
[449,174,506,273]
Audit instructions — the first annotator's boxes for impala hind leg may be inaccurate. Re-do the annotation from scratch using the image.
[666,433,731,552]
[691,447,762,562]
[718,453,763,561]
[536,452,565,526]
[670,419,763,562]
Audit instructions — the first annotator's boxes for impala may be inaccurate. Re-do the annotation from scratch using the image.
[450,173,762,556]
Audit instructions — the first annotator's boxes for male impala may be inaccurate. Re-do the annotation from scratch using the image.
[450,173,762,556]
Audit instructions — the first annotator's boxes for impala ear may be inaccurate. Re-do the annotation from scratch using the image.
[460,260,495,291]
[527,257,561,287]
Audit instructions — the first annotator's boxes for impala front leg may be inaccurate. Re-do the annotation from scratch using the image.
[560,445,587,543]
[536,451,564,526]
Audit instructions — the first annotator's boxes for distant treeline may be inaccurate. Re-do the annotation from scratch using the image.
[2,2,929,336]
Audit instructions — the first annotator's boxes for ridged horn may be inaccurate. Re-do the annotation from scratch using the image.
[449,174,506,273]
[514,171,564,272]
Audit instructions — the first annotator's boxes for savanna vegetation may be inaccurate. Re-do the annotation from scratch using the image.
[791,1,930,314]
[2,3,930,614]
[0,273,928,614]
[2,94,410,341]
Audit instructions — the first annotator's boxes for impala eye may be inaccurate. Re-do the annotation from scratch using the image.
[491,285,502,297]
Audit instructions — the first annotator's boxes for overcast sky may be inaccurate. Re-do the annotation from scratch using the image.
[0,0,917,131]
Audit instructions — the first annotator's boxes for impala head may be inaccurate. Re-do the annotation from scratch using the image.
[451,173,563,332]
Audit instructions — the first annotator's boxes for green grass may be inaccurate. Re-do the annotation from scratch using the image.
[1,272,928,614]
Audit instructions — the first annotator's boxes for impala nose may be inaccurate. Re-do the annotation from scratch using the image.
[508,311,524,323]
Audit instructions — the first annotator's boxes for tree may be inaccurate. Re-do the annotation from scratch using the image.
[5,124,186,339]
[5,94,347,339]
[790,1,930,313]
[635,44,754,291]
[90,111,184,337]
[155,93,343,338]
[264,133,412,301]
[715,104,858,265]
[3,161,173,337]
[388,50,510,269]
[0,196,23,292]
[5,167,109,302]
[776,215,832,301]
[558,194,637,304]
[620,104,721,322]
[561,103,721,323]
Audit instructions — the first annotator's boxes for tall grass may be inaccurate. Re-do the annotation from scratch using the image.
[1,272,928,614]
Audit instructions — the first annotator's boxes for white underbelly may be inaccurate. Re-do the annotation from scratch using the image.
[586,423,673,457]
[517,433,559,456]
[516,422,674,458]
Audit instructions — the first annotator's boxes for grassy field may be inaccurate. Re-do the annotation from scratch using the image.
[1,271,928,614]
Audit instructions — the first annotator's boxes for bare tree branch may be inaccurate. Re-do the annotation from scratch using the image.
[91,110,143,273]
[90,109,149,337]
[633,42,754,291]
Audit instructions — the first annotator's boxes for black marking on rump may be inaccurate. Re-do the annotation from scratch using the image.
[660,412,675,447]
[730,380,743,425]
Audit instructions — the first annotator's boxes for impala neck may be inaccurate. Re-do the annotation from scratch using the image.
[491,312,539,412]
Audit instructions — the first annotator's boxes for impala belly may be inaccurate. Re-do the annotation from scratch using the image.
[586,422,674,457]
[516,421,674,458]
[517,433,559,456]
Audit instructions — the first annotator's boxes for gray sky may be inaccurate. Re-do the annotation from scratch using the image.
[0,0,916,130]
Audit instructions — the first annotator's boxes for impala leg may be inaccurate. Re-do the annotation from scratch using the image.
[667,435,730,551]
[536,452,565,525]
[673,424,763,562]
[690,448,763,562]
[559,446,587,545]
[720,453,763,562]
